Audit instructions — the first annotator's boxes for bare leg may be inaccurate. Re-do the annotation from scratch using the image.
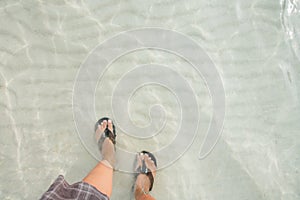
[83,120,115,197]
[135,153,156,200]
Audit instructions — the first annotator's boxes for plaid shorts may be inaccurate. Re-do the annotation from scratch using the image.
[40,175,109,200]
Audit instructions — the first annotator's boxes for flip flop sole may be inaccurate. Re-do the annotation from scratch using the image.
[95,117,116,149]
[133,150,157,192]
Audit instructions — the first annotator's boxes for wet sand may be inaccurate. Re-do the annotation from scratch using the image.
[0,0,299,199]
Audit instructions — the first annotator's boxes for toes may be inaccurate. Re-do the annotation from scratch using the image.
[96,120,107,134]
[138,153,145,163]
[135,153,143,170]
[137,154,141,163]
[102,120,107,129]
[135,153,156,172]
[144,154,156,169]
[107,119,113,132]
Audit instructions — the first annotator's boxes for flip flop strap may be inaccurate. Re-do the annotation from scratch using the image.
[139,160,155,191]
[146,171,154,191]
[104,128,116,144]
[98,129,116,151]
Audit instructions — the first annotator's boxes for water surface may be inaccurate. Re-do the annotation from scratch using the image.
[0,0,299,199]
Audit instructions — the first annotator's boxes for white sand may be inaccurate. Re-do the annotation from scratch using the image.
[0,0,299,199]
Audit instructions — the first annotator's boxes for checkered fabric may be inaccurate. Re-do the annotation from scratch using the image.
[40,175,109,200]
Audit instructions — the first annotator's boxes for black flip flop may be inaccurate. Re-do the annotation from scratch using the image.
[95,117,116,150]
[134,151,157,192]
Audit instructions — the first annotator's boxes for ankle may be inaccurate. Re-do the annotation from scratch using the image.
[104,156,115,167]
[101,138,115,166]
[101,160,114,169]
[102,151,115,168]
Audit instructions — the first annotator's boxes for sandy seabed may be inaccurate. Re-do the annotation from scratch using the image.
[0,0,299,199]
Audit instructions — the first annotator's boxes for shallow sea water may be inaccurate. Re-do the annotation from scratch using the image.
[0,0,300,199]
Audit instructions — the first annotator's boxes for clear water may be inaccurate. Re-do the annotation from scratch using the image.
[0,0,299,199]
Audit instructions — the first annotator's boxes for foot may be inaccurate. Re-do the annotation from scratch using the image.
[95,119,108,142]
[95,119,115,167]
[134,153,157,198]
